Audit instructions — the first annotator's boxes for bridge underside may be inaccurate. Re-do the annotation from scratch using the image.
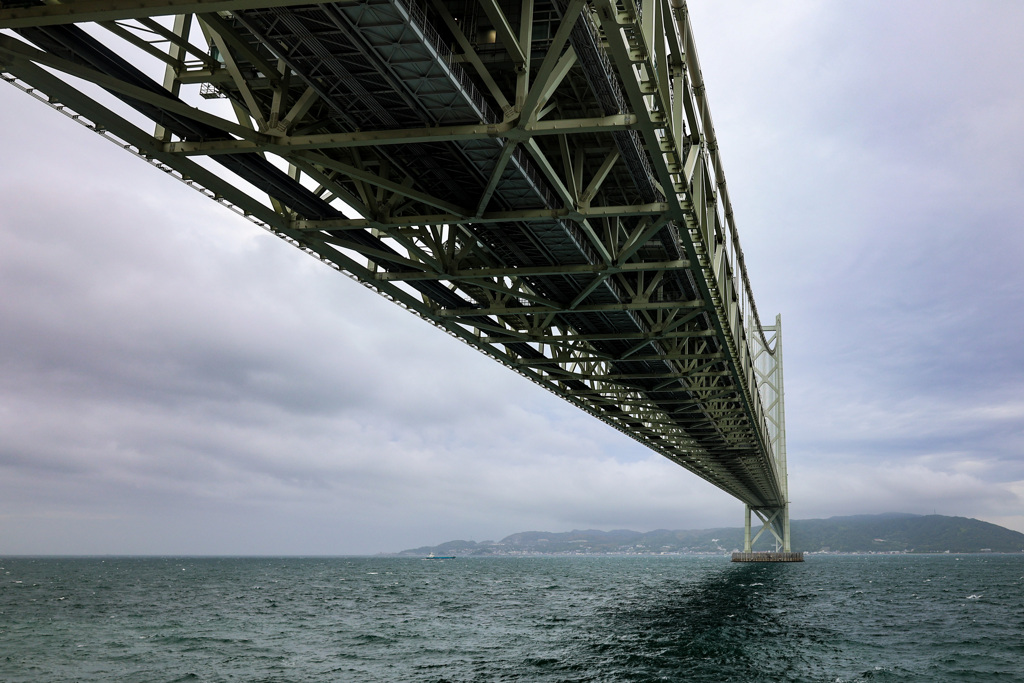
[0,0,789,539]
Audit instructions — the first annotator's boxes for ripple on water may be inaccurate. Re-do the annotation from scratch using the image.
[1,555,1022,682]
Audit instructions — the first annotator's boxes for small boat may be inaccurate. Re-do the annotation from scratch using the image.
[422,552,455,560]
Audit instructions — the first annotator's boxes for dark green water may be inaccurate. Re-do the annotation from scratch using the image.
[1,554,1021,681]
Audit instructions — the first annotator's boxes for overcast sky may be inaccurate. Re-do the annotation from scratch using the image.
[1,1,1022,555]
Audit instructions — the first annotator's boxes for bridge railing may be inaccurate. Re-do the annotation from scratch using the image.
[595,0,782,495]
[668,0,783,490]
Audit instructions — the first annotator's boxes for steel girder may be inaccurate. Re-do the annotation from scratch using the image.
[0,0,789,514]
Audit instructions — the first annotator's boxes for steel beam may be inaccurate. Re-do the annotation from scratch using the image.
[0,0,354,28]
[1,0,790,518]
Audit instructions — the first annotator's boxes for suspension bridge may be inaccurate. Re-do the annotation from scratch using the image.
[0,0,795,557]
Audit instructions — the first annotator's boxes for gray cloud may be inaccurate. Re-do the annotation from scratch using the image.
[687,0,1024,531]
[2,1,1023,553]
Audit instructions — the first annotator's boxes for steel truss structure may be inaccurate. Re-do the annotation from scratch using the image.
[1,0,790,544]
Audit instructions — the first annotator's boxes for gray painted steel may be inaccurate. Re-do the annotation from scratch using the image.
[0,0,791,545]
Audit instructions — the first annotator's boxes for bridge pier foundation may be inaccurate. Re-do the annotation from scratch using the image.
[732,551,804,562]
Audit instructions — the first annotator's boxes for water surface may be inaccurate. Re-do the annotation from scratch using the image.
[2,554,1021,681]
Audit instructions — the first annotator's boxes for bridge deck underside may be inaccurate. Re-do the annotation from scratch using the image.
[1,0,785,509]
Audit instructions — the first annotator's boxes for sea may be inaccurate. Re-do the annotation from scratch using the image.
[1,554,1022,682]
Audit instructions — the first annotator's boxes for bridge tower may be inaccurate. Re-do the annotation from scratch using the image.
[736,313,797,560]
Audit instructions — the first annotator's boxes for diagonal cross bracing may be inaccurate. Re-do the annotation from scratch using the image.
[1,0,789,530]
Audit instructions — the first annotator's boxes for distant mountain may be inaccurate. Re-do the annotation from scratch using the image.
[397,514,1024,556]
[793,513,1024,553]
